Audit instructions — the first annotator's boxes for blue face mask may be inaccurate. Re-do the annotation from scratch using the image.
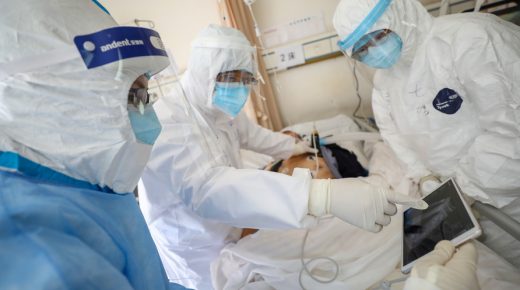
[212,82,250,118]
[358,33,403,69]
[128,106,162,145]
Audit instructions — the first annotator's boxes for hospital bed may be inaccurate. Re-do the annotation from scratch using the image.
[213,114,520,290]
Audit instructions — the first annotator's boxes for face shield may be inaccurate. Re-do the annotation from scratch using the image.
[350,29,403,69]
[155,25,258,185]
[336,0,403,69]
[77,26,169,146]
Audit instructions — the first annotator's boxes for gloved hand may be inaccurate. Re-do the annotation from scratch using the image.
[419,174,442,196]
[404,241,480,290]
[308,178,428,232]
[292,140,318,156]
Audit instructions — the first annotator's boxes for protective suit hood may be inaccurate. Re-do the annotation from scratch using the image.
[333,0,433,66]
[180,24,256,117]
[0,0,169,194]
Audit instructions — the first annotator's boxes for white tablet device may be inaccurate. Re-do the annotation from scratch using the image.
[401,178,481,273]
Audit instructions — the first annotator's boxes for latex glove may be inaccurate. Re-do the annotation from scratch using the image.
[419,174,442,196]
[292,140,318,156]
[404,241,480,290]
[308,178,428,232]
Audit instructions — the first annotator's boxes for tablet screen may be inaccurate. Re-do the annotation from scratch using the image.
[403,179,475,266]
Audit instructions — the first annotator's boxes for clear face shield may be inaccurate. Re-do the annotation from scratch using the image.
[336,0,403,70]
[349,29,403,69]
[334,0,404,130]
[160,29,261,185]
[78,26,169,146]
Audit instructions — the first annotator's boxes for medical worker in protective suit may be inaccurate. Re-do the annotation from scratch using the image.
[0,1,189,289]
[333,0,520,286]
[138,24,427,289]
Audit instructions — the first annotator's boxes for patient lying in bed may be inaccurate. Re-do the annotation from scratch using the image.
[266,131,368,179]
[215,115,520,290]
[241,130,370,238]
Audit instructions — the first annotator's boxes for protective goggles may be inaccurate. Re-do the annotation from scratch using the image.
[337,0,392,54]
[351,29,394,61]
[216,70,258,86]
[128,87,158,108]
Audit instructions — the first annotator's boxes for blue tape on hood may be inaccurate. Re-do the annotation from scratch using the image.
[92,0,111,15]
[337,0,392,52]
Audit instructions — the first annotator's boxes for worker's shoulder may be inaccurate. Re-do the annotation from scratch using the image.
[422,13,520,59]
[430,13,518,41]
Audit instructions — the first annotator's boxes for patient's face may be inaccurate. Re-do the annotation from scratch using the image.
[277,154,333,179]
[242,154,332,239]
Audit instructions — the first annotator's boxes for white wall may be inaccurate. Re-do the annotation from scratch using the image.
[98,0,221,71]
[250,0,374,127]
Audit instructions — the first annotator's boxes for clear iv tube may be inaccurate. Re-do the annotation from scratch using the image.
[311,126,320,177]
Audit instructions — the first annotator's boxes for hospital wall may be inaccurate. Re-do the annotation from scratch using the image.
[250,0,375,127]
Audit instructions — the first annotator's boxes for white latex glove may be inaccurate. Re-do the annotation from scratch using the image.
[419,174,442,196]
[308,178,428,232]
[292,141,318,156]
[404,241,480,290]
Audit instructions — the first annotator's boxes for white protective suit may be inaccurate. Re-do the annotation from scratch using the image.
[334,1,520,209]
[138,25,314,290]
[0,1,177,289]
[0,1,168,194]
[334,0,520,267]
[334,0,520,207]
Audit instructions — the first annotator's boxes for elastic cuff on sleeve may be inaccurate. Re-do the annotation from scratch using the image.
[308,177,330,217]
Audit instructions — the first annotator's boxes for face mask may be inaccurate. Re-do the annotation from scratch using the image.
[128,106,162,145]
[358,32,403,69]
[212,82,250,118]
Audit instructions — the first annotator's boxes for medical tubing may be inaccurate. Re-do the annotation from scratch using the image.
[311,128,320,176]
[378,276,409,289]
[474,201,520,242]
[298,217,340,289]
[245,2,264,49]
[352,61,363,120]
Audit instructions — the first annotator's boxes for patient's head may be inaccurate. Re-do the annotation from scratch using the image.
[269,130,332,178]
[267,153,334,179]
[270,130,368,179]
